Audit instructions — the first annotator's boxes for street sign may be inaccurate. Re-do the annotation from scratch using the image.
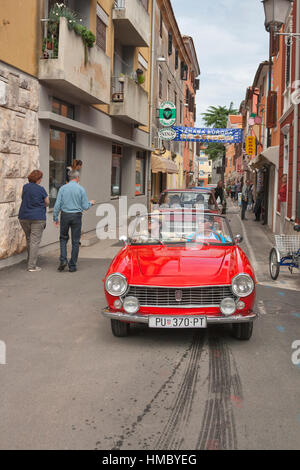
[246,136,256,156]
[158,128,177,141]
[159,101,176,127]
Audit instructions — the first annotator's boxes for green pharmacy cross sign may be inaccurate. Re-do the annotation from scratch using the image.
[159,101,177,127]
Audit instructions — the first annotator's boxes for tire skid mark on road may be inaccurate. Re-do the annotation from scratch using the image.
[155,332,206,450]
[107,335,197,450]
[196,334,243,450]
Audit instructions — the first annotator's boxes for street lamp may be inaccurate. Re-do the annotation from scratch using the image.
[262,0,293,32]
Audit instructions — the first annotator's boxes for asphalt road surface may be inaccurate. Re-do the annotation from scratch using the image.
[0,206,299,450]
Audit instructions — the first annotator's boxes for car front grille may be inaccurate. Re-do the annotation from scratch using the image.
[127,285,236,307]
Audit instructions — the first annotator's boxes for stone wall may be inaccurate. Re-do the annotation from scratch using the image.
[0,63,40,259]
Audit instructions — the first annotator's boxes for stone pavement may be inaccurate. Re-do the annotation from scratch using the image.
[226,198,300,292]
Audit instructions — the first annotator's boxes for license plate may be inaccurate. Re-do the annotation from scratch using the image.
[149,316,207,329]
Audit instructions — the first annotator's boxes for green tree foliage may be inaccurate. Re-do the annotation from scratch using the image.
[201,103,238,161]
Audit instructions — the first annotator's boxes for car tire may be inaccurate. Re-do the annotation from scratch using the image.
[232,322,253,340]
[111,319,130,337]
[269,248,280,280]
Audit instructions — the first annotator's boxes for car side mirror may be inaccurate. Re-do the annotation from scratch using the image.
[119,236,128,245]
[234,234,243,244]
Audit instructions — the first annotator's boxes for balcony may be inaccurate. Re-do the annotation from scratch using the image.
[113,0,150,47]
[39,17,110,105]
[110,76,148,126]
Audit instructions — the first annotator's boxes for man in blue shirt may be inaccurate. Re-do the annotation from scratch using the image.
[53,171,95,272]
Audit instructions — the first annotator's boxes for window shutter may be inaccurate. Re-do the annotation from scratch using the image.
[270,31,279,57]
[175,49,178,70]
[168,32,173,56]
[96,16,106,51]
[267,91,277,128]
[181,62,187,80]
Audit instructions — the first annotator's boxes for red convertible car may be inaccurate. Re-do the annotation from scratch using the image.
[102,212,257,340]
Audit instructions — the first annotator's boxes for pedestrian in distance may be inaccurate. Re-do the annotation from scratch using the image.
[215,180,226,214]
[254,189,263,222]
[230,182,236,200]
[241,180,251,221]
[215,180,225,204]
[18,170,49,272]
[53,170,95,273]
[236,178,242,202]
[278,174,287,234]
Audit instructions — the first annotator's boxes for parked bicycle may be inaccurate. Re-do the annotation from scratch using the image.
[269,224,300,280]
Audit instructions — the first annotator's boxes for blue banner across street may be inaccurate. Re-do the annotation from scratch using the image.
[172,126,243,143]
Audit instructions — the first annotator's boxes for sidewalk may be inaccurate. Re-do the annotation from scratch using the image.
[227,198,300,291]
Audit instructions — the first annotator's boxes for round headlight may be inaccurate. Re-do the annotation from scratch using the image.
[123,296,139,314]
[232,274,254,298]
[220,297,236,316]
[105,273,128,297]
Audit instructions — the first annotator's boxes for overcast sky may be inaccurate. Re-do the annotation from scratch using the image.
[171,0,269,126]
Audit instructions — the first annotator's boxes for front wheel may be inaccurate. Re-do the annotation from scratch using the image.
[111,319,130,337]
[269,248,280,280]
[232,322,253,340]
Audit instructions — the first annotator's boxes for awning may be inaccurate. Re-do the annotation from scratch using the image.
[249,146,279,170]
[261,145,279,168]
[249,154,269,170]
[151,155,179,174]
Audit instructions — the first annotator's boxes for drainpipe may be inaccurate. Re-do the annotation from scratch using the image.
[148,0,156,210]
[292,1,300,221]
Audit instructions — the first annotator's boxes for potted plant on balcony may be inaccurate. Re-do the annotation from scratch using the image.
[46,3,95,65]
[136,68,145,85]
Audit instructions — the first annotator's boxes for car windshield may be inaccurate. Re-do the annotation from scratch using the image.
[159,191,216,210]
[130,212,233,246]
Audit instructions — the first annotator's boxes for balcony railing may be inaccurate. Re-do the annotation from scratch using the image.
[113,0,150,47]
[110,75,148,126]
[39,17,111,105]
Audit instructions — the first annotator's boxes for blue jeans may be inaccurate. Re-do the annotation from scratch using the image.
[60,212,82,270]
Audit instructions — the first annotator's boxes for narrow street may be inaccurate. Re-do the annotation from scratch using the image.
[0,201,299,450]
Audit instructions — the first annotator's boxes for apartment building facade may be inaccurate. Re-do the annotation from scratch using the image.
[0,0,152,262]
[182,35,200,188]
[239,0,300,233]
[150,0,200,201]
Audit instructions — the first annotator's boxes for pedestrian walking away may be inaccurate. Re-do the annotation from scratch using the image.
[278,174,287,234]
[18,170,49,272]
[230,181,236,200]
[53,170,95,272]
[215,180,226,213]
[241,180,251,220]
[254,189,264,221]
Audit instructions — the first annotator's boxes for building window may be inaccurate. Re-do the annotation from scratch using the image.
[96,4,108,52]
[52,97,75,119]
[159,11,163,38]
[159,65,163,99]
[111,144,123,197]
[175,49,179,70]
[180,100,183,123]
[49,128,76,208]
[136,152,146,196]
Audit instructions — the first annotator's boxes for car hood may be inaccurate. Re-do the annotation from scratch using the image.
[130,245,239,285]
[106,245,255,287]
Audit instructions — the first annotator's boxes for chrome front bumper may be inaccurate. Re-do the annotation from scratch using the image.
[102,308,257,325]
